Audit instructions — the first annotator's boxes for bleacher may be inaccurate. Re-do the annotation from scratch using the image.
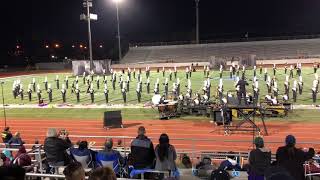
[122,38,320,64]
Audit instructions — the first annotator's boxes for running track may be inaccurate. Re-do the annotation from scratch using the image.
[1,118,320,153]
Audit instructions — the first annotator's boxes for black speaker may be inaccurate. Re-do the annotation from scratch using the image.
[213,110,232,125]
[104,111,123,128]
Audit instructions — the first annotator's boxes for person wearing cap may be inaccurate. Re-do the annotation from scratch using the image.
[248,137,271,180]
[96,138,124,176]
[276,135,315,180]
[130,126,155,170]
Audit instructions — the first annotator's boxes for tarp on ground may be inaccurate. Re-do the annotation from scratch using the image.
[72,60,111,75]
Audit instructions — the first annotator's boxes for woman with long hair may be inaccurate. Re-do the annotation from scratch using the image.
[155,134,178,176]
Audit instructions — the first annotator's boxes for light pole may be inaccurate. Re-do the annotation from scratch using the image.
[195,0,200,44]
[82,0,94,71]
[114,0,122,61]
[1,82,7,127]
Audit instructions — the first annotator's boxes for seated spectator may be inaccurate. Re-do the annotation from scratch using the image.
[1,127,12,143]
[155,134,178,175]
[63,161,86,180]
[248,137,271,180]
[130,126,155,169]
[219,152,241,171]
[180,154,192,169]
[276,135,315,180]
[89,166,117,180]
[96,138,124,176]
[2,150,13,164]
[44,128,72,166]
[8,132,24,148]
[70,141,96,168]
[13,145,31,167]
[0,153,11,166]
[0,165,26,180]
[265,165,294,180]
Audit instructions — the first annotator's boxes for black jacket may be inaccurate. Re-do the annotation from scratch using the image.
[44,137,72,164]
[130,135,155,169]
[276,146,315,180]
[236,79,248,92]
[249,148,271,176]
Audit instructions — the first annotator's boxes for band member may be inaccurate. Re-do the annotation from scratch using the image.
[253,65,256,77]
[104,84,109,104]
[47,84,53,103]
[65,76,69,89]
[75,75,79,84]
[266,76,271,93]
[272,64,276,76]
[128,67,131,81]
[137,71,141,82]
[297,63,302,76]
[133,68,136,79]
[284,78,290,97]
[289,65,294,78]
[259,62,263,75]
[154,78,159,94]
[163,78,169,98]
[32,78,36,92]
[172,83,178,100]
[102,68,106,76]
[314,63,318,74]
[169,69,172,81]
[44,76,48,91]
[236,76,248,105]
[55,75,59,89]
[219,65,223,79]
[229,66,233,79]
[75,84,80,103]
[185,67,189,79]
[298,76,303,95]
[189,65,192,77]
[292,80,297,102]
[273,81,278,98]
[174,66,177,79]
[145,77,150,94]
[253,81,259,105]
[61,84,66,103]
[19,84,24,101]
[139,77,143,93]
[111,72,116,90]
[136,83,141,103]
[218,79,223,103]
[96,76,100,89]
[119,75,123,90]
[126,76,130,92]
[203,65,206,76]
[37,84,42,102]
[176,78,181,96]
[27,84,32,102]
[162,67,165,77]
[83,72,86,84]
[90,70,94,82]
[122,87,127,103]
[12,81,17,99]
[89,83,95,103]
[312,86,317,104]
[284,62,288,74]
[206,66,210,78]
[264,68,268,81]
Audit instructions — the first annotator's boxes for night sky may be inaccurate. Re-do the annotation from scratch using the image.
[2,0,320,62]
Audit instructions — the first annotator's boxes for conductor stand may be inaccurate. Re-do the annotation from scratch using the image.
[1,82,7,127]
[224,105,268,136]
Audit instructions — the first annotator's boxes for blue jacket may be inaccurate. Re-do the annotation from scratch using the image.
[96,149,123,174]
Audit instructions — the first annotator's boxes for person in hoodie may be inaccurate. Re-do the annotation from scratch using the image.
[248,137,271,180]
[13,145,31,166]
[219,152,241,171]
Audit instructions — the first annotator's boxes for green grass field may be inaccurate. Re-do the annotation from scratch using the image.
[0,68,319,122]
[0,68,318,105]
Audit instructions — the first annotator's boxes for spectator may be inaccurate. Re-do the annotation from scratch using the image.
[1,127,12,143]
[70,141,96,168]
[2,150,13,164]
[44,128,72,166]
[130,126,155,169]
[63,161,86,180]
[89,167,117,180]
[0,165,26,180]
[180,154,192,169]
[219,152,241,171]
[8,132,24,148]
[155,134,177,173]
[0,153,11,166]
[96,138,124,176]
[276,135,315,180]
[13,145,31,166]
[248,137,271,180]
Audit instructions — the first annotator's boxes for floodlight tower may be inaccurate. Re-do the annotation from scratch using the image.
[195,0,200,44]
[113,0,122,61]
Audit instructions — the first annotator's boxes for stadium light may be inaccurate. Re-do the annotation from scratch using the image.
[99,44,103,48]
[113,0,122,61]
[54,44,60,48]
[16,45,20,49]
[45,45,49,49]
[72,45,75,48]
